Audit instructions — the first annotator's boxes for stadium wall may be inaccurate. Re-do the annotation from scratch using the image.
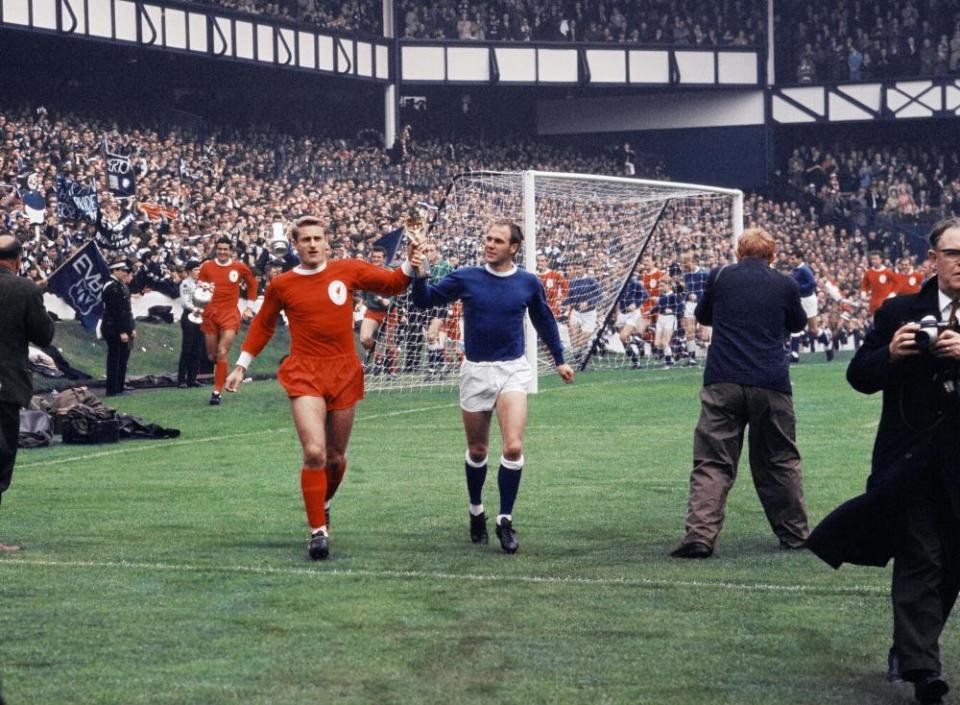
[536,91,767,189]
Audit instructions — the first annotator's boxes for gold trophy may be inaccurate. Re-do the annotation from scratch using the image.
[404,210,428,277]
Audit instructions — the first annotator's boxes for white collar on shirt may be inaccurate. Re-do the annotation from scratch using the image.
[214,258,233,267]
[293,262,328,276]
[485,264,517,278]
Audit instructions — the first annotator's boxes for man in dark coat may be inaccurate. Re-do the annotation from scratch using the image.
[807,217,960,705]
[101,260,136,396]
[670,227,810,559]
[0,234,55,552]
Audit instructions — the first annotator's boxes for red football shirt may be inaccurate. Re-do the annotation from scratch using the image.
[241,260,411,361]
[860,267,897,314]
[895,270,923,295]
[198,259,259,311]
[539,270,569,318]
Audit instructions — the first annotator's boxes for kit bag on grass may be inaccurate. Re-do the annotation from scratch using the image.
[59,404,120,444]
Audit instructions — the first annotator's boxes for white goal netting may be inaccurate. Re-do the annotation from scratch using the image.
[361,171,741,392]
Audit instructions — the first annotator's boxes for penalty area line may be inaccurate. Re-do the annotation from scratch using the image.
[0,557,888,598]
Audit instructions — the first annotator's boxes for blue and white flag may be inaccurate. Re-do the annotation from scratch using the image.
[374,227,404,266]
[46,241,111,330]
[56,176,99,223]
[105,149,137,197]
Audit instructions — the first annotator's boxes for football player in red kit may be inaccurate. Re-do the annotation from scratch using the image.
[198,237,258,405]
[224,216,422,560]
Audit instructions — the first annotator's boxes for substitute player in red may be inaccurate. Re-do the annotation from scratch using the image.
[859,250,897,315]
[199,237,258,405]
[224,216,420,560]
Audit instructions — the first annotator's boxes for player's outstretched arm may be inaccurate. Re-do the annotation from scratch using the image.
[224,365,245,393]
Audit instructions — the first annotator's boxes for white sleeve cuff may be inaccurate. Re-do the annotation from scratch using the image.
[236,351,255,370]
[400,260,415,277]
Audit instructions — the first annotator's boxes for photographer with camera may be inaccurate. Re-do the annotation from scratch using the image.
[808,217,960,705]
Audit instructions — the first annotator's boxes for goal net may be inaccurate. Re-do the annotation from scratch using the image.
[362,170,742,392]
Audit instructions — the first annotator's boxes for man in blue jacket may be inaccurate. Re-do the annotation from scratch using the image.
[671,228,810,558]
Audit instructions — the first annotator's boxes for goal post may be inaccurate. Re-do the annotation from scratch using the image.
[363,170,744,394]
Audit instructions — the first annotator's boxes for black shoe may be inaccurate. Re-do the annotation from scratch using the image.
[915,675,949,704]
[495,518,518,553]
[779,539,807,551]
[308,530,330,560]
[177,383,188,389]
[188,381,201,388]
[469,512,488,545]
[887,646,903,684]
[209,392,221,406]
[670,541,713,558]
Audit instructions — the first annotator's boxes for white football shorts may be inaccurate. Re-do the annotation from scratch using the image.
[571,308,598,335]
[459,357,533,412]
[656,313,677,333]
[615,309,641,329]
[800,293,818,318]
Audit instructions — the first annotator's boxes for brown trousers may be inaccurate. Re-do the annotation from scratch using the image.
[682,383,810,548]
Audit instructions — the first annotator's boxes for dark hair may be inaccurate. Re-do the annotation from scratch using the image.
[371,245,387,257]
[290,215,326,242]
[791,248,804,260]
[929,217,960,249]
[0,237,22,261]
[491,219,523,248]
[215,236,233,247]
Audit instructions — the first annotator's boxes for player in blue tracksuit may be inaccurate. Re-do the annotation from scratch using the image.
[564,262,603,356]
[788,248,827,360]
[653,279,683,366]
[682,254,711,364]
[412,221,574,554]
[616,274,649,366]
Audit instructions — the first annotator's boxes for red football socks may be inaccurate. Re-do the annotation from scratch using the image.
[300,467,328,529]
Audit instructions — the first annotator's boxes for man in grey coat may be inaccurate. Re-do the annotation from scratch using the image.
[0,234,55,552]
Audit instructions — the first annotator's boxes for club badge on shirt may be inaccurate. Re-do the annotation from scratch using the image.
[328,280,347,306]
[229,270,239,283]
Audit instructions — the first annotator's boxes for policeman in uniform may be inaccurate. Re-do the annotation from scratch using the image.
[102,259,136,396]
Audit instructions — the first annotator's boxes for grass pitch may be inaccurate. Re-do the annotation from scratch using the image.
[0,361,940,705]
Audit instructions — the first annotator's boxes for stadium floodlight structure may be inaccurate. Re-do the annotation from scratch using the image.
[364,170,743,394]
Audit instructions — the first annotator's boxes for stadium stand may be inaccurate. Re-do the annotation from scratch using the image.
[778,0,960,83]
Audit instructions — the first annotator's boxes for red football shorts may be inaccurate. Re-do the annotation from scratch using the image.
[278,353,364,410]
[363,310,387,324]
[201,305,242,336]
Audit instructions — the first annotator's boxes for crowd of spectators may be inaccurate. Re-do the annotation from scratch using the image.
[182,0,766,46]
[782,0,960,83]
[396,0,763,45]
[5,100,958,363]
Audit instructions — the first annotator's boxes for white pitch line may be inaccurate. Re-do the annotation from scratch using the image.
[16,373,682,470]
[0,557,887,598]
[16,402,458,469]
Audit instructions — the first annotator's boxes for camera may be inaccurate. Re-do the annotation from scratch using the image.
[914,315,947,350]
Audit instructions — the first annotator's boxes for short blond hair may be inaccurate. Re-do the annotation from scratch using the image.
[290,215,327,242]
[736,227,776,261]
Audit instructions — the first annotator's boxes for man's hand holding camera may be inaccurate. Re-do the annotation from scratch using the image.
[889,320,960,361]
[931,328,960,359]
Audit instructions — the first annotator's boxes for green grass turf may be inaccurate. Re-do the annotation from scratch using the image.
[35,321,293,391]
[0,361,936,705]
